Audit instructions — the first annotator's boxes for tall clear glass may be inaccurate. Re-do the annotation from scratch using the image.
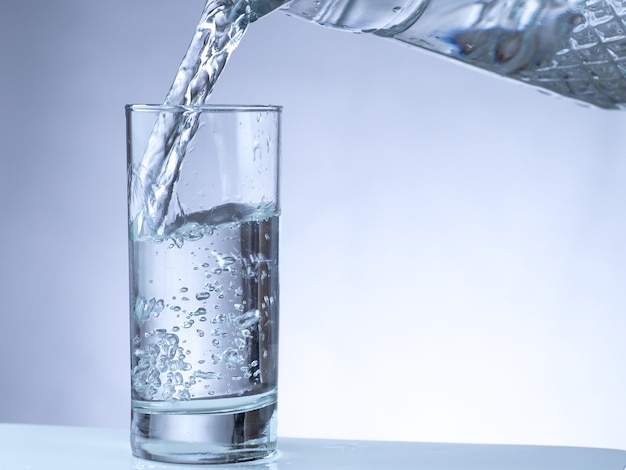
[125,104,281,464]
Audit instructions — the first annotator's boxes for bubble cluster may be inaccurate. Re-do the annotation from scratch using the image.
[132,329,191,400]
[134,297,165,323]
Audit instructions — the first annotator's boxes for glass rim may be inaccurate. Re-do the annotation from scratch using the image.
[126,104,282,113]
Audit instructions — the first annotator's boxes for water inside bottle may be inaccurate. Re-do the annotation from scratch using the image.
[381,0,626,110]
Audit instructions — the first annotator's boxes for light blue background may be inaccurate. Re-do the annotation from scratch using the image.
[1,0,626,450]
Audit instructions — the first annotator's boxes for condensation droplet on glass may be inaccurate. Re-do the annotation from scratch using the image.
[253,143,261,161]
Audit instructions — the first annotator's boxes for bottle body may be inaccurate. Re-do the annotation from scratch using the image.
[278,0,626,109]
[279,0,427,33]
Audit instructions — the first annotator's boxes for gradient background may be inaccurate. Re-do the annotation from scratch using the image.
[1,0,626,450]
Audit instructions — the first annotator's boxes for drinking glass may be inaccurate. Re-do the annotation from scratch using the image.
[126,104,281,464]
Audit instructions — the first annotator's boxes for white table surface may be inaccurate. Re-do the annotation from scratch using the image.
[1,423,625,469]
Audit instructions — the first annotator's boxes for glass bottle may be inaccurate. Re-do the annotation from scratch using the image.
[254,0,626,109]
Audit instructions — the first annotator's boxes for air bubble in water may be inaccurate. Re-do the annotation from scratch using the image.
[194,370,220,380]
[216,254,237,268]
[196,292,210,300]
[173,372,184,385]
[234,309,261,329]
[222,347,244,366]
[211,313,226,323]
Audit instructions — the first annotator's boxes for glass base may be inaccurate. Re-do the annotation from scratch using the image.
[130,401,277,464]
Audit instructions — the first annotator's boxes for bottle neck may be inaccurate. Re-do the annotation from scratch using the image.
[249,0,291,20]
[277,0,428,33]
